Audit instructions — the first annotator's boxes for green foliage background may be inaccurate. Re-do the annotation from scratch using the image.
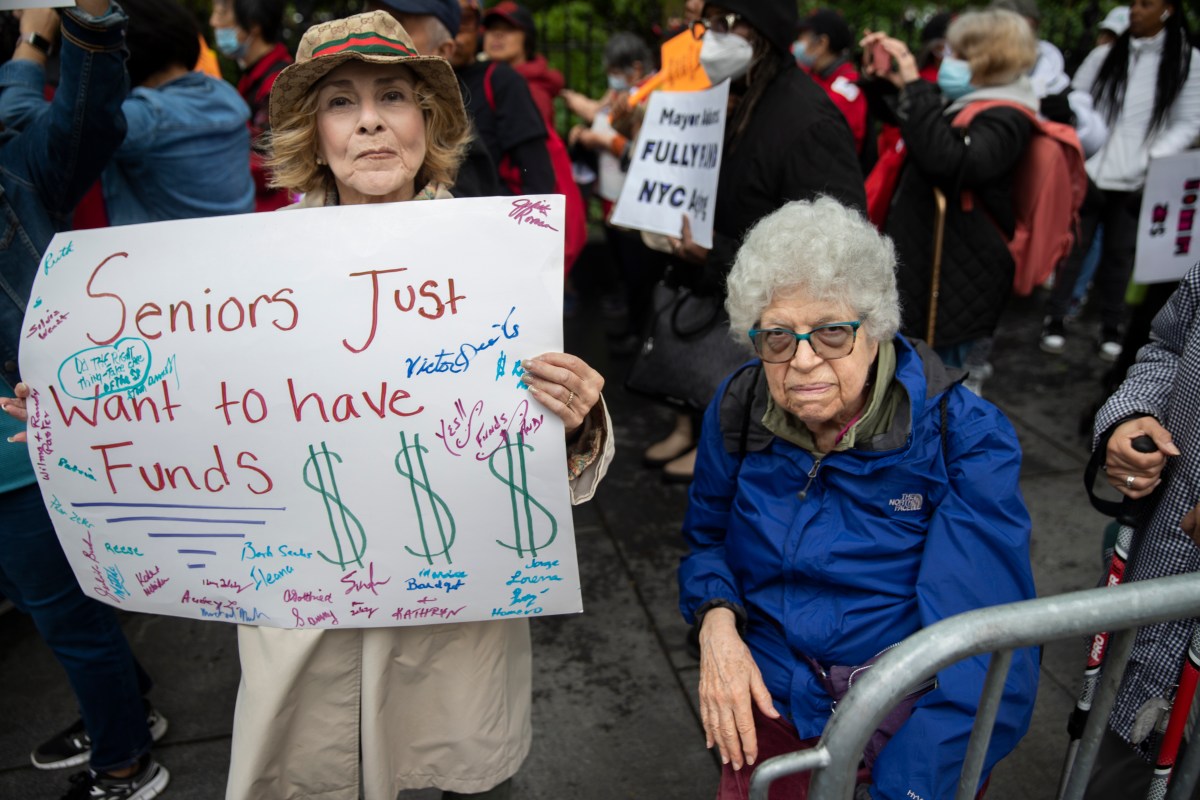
[179,0,1190,118]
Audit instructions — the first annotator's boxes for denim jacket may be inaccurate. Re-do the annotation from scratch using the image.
[101,73,255,225]
[0,3,129,391]
[1,67,253,227]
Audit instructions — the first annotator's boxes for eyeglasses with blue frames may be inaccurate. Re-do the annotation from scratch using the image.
[747,322,862,363]
[690,12,742,39]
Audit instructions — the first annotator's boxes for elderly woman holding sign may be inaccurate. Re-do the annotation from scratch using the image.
[219,12,612,800]
[679,198,1038,800]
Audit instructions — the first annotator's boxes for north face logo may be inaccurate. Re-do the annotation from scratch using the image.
[889,493,924,512]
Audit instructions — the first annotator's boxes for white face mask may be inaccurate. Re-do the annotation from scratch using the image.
[699,30,753,85]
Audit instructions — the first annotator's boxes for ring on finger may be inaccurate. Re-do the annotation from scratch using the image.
[565,390,575,410]
[1125,474,1136,489]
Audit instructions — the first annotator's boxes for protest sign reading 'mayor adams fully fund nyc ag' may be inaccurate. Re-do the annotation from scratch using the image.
[19,196,581,629]
[610,81,729,249]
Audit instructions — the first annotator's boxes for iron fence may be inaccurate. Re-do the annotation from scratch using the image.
[748,571,1200,800]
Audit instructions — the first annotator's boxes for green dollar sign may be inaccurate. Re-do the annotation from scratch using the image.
[302,442,367,569]
[488,432,557,558]
[395,432,457,564]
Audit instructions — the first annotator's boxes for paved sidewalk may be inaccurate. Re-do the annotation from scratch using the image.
[0,284,1126,799]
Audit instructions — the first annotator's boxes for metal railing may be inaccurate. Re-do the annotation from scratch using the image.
[749,572,1200,800]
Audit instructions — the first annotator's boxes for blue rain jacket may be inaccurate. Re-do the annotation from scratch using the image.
[679,336,1038,800]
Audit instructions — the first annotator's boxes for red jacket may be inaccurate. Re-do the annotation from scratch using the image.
[238,43,293,212]
[802,59,867,155]
[513,54,564,131]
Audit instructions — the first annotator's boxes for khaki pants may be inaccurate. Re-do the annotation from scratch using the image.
[226,620,532,800]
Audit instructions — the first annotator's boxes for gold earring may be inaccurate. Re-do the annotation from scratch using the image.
[315,155,326,165]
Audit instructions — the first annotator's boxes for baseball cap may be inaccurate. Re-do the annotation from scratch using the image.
[483,1,533,34]
[1099,6,1130,36]
[373,0,462,37]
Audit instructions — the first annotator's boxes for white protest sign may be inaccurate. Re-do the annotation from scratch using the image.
[1134,150,1200,284]
[20,195,581,629]
[609,81,729,249]
[0,1,71,7]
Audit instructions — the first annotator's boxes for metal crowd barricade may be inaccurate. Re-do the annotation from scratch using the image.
[748,572,1200,800]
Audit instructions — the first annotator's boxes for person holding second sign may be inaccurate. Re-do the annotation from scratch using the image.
[223,11,613,800]
[647,0,865,483]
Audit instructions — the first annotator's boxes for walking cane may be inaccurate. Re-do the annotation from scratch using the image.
[1147,625,1200,798]
[926,187,948,347]
[1057,434,1159,798]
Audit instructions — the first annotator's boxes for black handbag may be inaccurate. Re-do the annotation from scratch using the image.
[625,280,751,413]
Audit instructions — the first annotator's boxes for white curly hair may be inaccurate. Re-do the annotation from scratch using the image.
[725,197,901,349]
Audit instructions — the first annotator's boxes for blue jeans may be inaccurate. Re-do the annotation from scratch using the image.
[0,483,152,771]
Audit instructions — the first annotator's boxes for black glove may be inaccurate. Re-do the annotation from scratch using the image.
[1040,90,1074,126]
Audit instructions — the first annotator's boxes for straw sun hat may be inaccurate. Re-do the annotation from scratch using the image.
[268,10,466,133]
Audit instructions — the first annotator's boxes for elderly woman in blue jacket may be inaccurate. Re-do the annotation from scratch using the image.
[679,197,1038,800]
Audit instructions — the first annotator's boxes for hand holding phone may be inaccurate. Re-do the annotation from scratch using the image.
[871,41,892,75]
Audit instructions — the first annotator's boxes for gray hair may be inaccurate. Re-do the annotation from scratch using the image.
[725,197,901,347]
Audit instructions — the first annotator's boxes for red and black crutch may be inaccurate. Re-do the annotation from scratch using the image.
[1058,434,1158,797]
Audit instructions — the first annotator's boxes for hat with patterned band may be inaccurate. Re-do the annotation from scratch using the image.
[269,10,466,134]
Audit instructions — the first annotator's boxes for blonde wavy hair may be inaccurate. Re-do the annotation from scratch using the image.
[947,9,1038,87]
[266,65,471,196]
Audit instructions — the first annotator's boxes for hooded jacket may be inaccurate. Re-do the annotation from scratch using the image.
[679,336,1038,800]
[513,54,564,131]
[887,80,1033,347]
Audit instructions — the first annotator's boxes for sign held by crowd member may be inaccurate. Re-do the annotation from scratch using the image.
[19,196,583,630]
[626,28,711,107]
[610,81,730,249]
[1135,151,1200,284]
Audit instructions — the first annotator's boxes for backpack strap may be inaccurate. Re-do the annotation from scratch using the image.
[718,362,771,461]
[484,62,497,112]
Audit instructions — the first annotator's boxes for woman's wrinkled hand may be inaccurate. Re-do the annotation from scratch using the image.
[1,382,32,443]
[521,352,604,438]
[697,607,779,770]
[1105,416,1180,500]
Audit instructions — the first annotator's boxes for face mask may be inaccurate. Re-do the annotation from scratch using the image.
[791,40,816,68]
[215,26,247,60]
[607,73,630,92]
[700,30,754,85]
[937,56,974,100]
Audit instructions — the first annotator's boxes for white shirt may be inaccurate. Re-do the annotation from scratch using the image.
[1073,31,1200,191]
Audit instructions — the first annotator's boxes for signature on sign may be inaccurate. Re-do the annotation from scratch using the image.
[508,199,558,232]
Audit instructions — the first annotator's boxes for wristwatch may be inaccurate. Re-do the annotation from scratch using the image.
[19,31,55,57]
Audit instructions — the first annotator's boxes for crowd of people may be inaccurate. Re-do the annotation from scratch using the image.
[0,0,1198,799]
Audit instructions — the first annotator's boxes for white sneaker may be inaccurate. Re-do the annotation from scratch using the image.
[1040,332,1065,354]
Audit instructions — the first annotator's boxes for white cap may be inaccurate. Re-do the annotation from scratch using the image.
[1099,6,1130,36]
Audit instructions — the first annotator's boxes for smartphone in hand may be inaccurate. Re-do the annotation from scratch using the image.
[871,41,892,75]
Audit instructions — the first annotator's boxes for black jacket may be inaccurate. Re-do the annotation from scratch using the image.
[886,81,1032,348]
[692,63,866,295]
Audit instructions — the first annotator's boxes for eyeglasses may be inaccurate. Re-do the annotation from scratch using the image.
[747,322,862,363]
[691,12,742,39]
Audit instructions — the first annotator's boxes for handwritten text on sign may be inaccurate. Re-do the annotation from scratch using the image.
[610,81,730,249]
[1135,151,1200,284]
[19,195,580,628]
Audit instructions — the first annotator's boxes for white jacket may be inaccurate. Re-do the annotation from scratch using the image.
[1073,31,1200,191]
